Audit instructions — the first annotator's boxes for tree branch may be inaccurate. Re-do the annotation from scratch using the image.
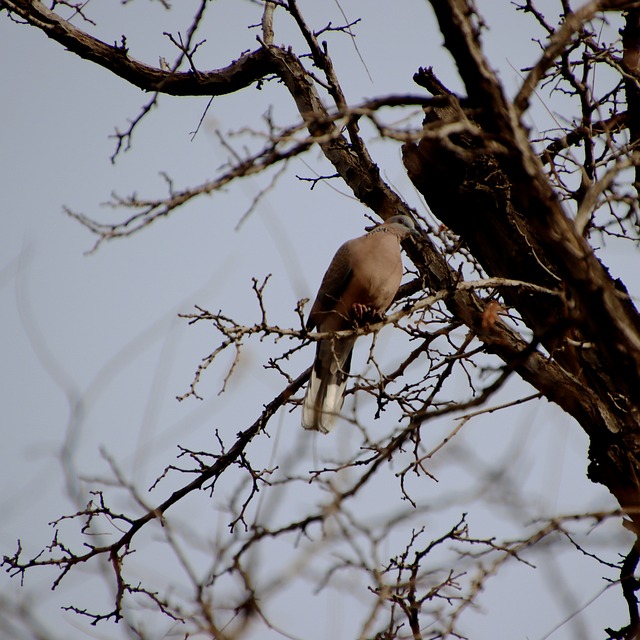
[3,0,277,96]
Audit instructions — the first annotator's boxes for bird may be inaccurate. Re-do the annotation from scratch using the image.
[302,215,419,433]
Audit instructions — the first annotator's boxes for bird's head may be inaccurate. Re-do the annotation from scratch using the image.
[365,215,421,239]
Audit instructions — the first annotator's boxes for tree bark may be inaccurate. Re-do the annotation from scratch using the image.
[1,0,276,96]
[402,0,640,531]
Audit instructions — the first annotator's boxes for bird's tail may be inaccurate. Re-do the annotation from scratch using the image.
[302,338,355,433]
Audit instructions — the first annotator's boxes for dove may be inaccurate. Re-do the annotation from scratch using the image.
[302,215,418,432]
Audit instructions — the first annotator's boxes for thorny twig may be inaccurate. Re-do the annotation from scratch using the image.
[176,276,560,401]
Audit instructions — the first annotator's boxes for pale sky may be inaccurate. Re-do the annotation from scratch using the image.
[1,2,634,639]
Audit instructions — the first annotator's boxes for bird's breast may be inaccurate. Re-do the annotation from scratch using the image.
[346,238,403,312]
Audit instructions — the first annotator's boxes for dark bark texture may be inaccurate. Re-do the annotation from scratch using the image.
[403,0,640,531]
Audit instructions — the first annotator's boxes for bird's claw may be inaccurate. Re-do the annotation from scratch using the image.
[351,303,385,324]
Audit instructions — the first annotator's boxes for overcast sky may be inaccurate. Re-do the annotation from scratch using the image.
[1,2,635,639]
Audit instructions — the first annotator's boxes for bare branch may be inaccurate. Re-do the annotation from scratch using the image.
[3,0,277,96]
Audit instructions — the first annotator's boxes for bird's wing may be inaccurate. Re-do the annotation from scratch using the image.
[306,240,354,331]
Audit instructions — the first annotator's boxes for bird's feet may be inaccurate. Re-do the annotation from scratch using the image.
[351,303,385,325]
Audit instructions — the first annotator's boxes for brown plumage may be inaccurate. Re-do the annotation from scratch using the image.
[302,215,418,433]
